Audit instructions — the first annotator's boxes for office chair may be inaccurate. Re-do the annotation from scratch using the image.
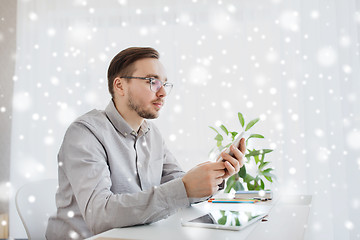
[15,179,58,240]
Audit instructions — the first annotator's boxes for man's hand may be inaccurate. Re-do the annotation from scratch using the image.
[182,138,246,198]
[221,137,246,179]
[182,161,226,198]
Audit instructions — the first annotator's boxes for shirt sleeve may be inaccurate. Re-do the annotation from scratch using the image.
[160,141,186,184]
[60,122,190,235]
[160,139,215,204]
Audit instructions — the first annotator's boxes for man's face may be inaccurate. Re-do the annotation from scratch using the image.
[125,58,168,119]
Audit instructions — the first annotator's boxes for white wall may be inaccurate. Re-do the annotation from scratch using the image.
[7,0,360,239]
[0,0,16,237]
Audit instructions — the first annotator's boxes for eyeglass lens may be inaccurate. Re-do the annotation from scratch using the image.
[151,79,172,94]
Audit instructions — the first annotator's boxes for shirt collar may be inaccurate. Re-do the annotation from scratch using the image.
[105,100,150,137]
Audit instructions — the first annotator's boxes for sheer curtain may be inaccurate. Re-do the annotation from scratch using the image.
[10,0,360,239]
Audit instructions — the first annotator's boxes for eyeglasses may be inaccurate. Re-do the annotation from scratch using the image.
[121,76,173,95]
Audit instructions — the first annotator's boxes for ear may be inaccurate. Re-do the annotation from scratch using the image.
[113,77,126,96]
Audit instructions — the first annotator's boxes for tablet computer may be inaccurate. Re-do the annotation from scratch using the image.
[181,209,267,231]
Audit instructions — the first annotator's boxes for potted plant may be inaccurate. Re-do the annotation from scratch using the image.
[209,113,275,193]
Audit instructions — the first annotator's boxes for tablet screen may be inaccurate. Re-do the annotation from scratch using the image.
[183,209,266,230]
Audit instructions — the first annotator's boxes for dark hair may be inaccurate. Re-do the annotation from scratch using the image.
[107,47,160,97]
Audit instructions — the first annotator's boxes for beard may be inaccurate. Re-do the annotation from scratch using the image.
[127,91,160,119]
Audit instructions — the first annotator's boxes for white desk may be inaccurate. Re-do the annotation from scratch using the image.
[87,195,311,240]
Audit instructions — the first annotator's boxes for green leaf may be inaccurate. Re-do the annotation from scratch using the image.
[262,169,276,180]
[209,126,219,134]
[245,118,260,131]
[253,177,259,190]
[264,175,273,183]
[260,154,265,162]
[215,134,223,141]
[218,216,227,225]
[262,168,274,176]
[235,217,240,226]
[220,124,229,135]
[230,131,238,141]
[238,165,246,178]
[217,141,222,147]
[234,181,244,191]
[245,149,273,158]
[261,149,273,154]
[238,112,245,128]
[227,175,236,185]
[265,173,276,179]
[259,161,270,170]
[225,176,236,193]
[254,154,260,165]
[247,134,264,141]
[247,182,255,190]
[244,174,254,182]
[245,150,261,158]
[260,179,265,190]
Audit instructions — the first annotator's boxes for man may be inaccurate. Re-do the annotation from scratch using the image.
[46,47,246,239]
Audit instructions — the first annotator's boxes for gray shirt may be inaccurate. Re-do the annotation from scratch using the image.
[46,100,191,239]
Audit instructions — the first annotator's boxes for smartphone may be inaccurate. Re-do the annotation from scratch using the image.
[216,131,245,162]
